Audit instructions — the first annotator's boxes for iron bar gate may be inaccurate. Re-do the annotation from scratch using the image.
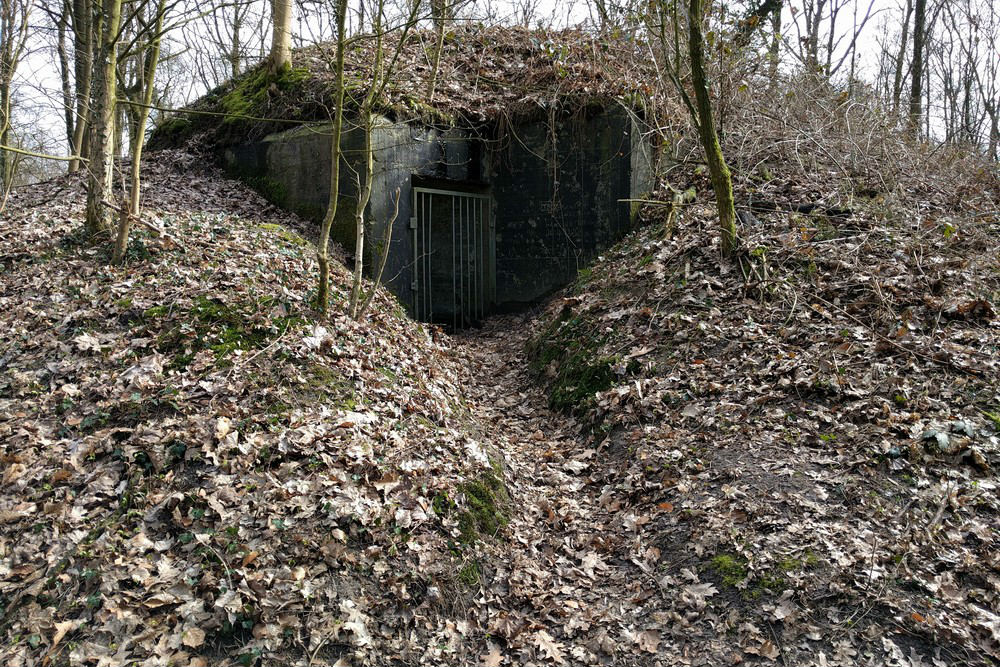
[411,187,494,328]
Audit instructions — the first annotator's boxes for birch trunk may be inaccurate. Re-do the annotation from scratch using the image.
[84,0,124,237]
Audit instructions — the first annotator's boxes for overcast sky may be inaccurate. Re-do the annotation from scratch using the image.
[10,0,903,161]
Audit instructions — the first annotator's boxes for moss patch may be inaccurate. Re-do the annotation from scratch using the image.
[150,64,313,148]
[220,66,310,126]
[150,295,305,370]
[710,553,748,587]
[527,314,621,412]
[457,560,481,587]
[456,471,509,545]
[256,223,311,248]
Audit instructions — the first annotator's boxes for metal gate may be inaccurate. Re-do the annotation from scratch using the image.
[411,187,494,328]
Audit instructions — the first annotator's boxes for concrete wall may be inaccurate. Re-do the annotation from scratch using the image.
[223,117,481,312]
[488,107,652,307]
[222,108,654,318]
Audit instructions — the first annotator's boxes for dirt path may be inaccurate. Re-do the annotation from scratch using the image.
[451,316,665,666]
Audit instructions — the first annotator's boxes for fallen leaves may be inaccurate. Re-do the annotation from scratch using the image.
[533,630,566,665]
[0,152,504,667]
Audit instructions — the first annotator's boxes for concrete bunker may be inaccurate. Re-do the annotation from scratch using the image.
[222,105,653,326]
[155,26,657,326]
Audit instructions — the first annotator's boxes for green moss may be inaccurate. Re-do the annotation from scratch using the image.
[219,66,310,126]
[457,472,509,545]
[154,295,307,369]
[752,574,786,597]
[256,223,310,248]
[301,363,356,409]
[144,305,171,318]
[710,553,748,587]
[432,492,456,517]
[457,560,481,587]
[247,176,289,208]
[150,116,195,148]
[526,315,619,412]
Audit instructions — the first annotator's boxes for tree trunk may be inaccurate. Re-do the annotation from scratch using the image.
[0,84,10,190]
[70,0,94,173]
[113,0,166,264]
[56,0,76,151]
[348,109,374,319]
[806,0,825,73]
[688,0,738,258]
[268,0,293,72]
[1,0,31,188]
[230,8,242,79]
[316,0,348,313]
[908,0,926,136]
[84,0,124,237]
[891,0,912,116]
[768,5,781,83]
[427,0,449,102]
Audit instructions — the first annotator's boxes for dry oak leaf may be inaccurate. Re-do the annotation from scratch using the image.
[534,630,567,665]
[745,640,780,660]
[481,643,504,666]
[637,629,660,654]
[181,626,206,648]
[52,619,82,648]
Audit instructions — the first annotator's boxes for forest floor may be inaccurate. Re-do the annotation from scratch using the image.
[0,152,998,667]
[453,308,998,667]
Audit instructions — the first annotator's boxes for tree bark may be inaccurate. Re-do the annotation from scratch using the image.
[69,0,94,173]
[0,0,31,188]
[316,0,348,313]
[427,0,449,102]
[687,0,738,257]
[55,0,76,151]
[891,0,912,116]
[268,0,293,72]
[113,0,166,264]
[768,4,781,83]
[84,0,124,237]
[908,0,926,136]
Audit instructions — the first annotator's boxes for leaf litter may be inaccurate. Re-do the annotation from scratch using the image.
[0,152,503,666]
[0,146,998,667]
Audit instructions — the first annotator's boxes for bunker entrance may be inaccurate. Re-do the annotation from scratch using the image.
[411,187,494,328]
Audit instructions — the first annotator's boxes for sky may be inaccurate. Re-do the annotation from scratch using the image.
[6,0,911,166]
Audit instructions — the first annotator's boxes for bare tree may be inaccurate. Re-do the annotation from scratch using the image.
[181,0,269,92]
[647,0,738,257]
[348,0,421,320]
[787,0,878,80]
[0,0,32,189]
[687,0,738,256]
[316,0,348,313]
[907,0,926,135]
[112,0,168,263]
[891,0,912,115]
[69,0,95,172]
